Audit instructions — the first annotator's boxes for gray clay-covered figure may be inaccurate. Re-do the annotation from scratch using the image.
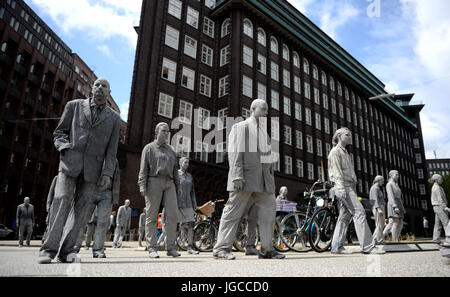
[138,212,146,248]
[16,197,34,247]
[113,199,131,248]
[328,127,384,255]
[383,170,405,242]
[138,122,181,258]
[212,99,285,260]
[38,78,120,264]
[429,174,450,243]
[370,176,386,244]
[177,157,199,255]
[276,186,288,201]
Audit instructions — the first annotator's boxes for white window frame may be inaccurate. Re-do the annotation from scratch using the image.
[181,67,195,90]
[158,92,174,119]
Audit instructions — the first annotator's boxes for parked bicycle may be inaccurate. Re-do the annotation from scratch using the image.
[192,198,225,252]
[279,180,332,252]
[307,183,337,252]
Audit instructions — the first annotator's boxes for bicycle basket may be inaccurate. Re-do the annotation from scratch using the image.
[198,201,214,217]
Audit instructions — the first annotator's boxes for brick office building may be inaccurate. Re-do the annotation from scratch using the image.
[0,0,124,232]
[121,0,431,234]
[427,159,450,177]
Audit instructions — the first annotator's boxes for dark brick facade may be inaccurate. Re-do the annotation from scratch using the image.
[122,0,431,234]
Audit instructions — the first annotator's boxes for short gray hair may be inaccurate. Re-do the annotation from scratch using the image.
[388,170,399,180]
[428,174,442,184]
[155,122,169,138]
[373,175,384,185]
[250,99,268,112]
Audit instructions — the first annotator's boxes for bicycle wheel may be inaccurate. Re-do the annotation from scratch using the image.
[193,221,217,252]
[176,224,189,251]
[273,219,290,252]
[279,212,311,252]
[233,218,248,252]
[308,208,335,253]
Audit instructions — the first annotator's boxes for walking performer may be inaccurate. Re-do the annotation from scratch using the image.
[328,127,385,254]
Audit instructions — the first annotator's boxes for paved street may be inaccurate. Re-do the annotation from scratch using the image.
[0,245,448,277]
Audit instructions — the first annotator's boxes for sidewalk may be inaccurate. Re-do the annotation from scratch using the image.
[0,238,443,253]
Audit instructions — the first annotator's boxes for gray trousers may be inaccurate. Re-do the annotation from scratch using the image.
[85,223,96,247]
[245,202,258,248]
[144,176,178,252]
[372,207,386,243]
[75,191,112,255]
[331,185,375,253]
[40,172,97,259]
[213,191,276,254]
[18,221,33,246]
[138,227,145,247]
[383,217,403,242]
[433,206,449,241]
[180,222,195,247]
[113,226,127,247]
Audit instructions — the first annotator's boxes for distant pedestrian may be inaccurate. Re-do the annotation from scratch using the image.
[16,197,35,247]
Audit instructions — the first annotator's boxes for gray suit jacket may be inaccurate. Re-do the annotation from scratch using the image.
[226,117,275,194]
[369,183,385,209]
[53,98,120,183]
[116,205,131,230]
[16,204,34,226]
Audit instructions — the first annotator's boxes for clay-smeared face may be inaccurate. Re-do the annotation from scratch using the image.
[156,124,170,144]
[92,78,110,104]
[339,131,352,147]
[125,199,130,207]
[181,159,189,171]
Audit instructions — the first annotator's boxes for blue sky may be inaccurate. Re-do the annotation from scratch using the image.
[25,0,450,159]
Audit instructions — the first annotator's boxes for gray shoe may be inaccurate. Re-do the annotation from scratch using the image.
[258,250,286,259]
[187,247,199,255]
[245,246,259,256]
[213,251,235,260]
[37,255,53,264]
[331,248,353,254]
[365,247,386,255]
[149,251,160,258]
[167,250,181,257]
[93,253,106,258]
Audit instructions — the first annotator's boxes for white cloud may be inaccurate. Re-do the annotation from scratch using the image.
[28,0,141,49]
[289,0,315,14]
[362,0,450,159]
[319,1,359,40]
[119,101,129,122]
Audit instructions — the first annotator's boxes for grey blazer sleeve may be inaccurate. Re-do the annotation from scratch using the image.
[46,176,58,212]
[102,114,120,178]
[138,145,150,193]
[53,101,75,152]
